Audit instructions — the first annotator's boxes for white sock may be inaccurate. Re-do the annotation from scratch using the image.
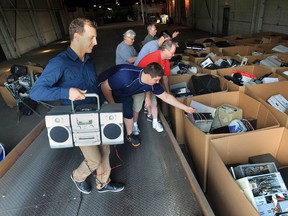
[153,119,158,124]
[133,122,138,127]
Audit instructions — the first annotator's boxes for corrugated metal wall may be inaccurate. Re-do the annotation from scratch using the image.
[189,0,288,35]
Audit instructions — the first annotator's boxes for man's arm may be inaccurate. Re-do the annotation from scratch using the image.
[127,56,137,64]
[161,76,170,93]
[156,91,196,114]
[100,80,115,104]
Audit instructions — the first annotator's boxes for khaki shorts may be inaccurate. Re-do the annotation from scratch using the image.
[132,92,157,112]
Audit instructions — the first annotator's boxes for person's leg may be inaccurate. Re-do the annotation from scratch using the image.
[150,94,164,132]
[132,93,145,135]
[95,145,111,189]
[73,145,103,182]
[71,145,104,194]
[116,96,140,146]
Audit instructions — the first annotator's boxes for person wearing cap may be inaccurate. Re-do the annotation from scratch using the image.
[116,29,138,65]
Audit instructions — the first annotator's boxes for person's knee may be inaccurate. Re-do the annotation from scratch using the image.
[85,158,101,171]
[151,103,158,109]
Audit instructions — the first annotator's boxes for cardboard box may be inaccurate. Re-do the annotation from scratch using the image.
[164,74,193,144]
[194,37,226,47]
[183,91,280,191]
[217,65,285,92]
[222,34,250,42]
[252,31,288,39]
[242,53,288,72]
[276,67,288,80]
[207,127,288,216]
[0,86,16,107]
[245,80,288,127]
[185,47,222,64]
[229,37,262,46]
[220,45,265,57]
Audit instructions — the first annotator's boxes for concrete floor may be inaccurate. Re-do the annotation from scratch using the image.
[0,21,212,154]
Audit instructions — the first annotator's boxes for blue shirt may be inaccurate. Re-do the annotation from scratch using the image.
[29,47,98,105]
[97,64,164,98]
[134,40,159,66]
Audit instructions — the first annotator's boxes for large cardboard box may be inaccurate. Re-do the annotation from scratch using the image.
[217,65,285,92]
[220,45,265,57]
[0,86,16,107]
[183,91,280,191]
[207,127,288,216]
[168,74,227,144]
[185,47,222,64]
[276,67,288,80]
[194,37,226,47]
[245,80,288,127]
[229,37,262,46]
[244,53,288,71]
[165,73,193,144]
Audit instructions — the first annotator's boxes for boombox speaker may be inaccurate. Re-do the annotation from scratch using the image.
[100,103,124,145]
[45,106,73,148]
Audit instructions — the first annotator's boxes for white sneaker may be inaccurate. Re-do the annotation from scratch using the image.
[132,124,140,135]
[152,122,164,132]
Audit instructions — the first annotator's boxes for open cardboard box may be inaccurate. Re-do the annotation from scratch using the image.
[195,55,243,75]
[220,45,265,57]
[229,37,262,46]
[276,67,288,80]
[162,74,193,143]
[0,64,43,107]
[245,80,288,127]
[194,37,227,47]
[206,127,288,216]
[244,53,288,70]
[183,91,280,191]
[217,65,285,92]
[185,47,222,64]
[167,74,227,144]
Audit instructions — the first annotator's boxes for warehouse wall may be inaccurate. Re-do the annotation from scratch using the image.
[191,0,288,36]
[0,0,287,62]
[0,0,96,61]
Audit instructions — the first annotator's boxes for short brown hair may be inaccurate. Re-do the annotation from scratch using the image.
[69,18,96,40]
[143,62,164,78]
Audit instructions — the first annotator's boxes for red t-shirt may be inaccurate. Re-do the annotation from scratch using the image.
[137,50,170,76]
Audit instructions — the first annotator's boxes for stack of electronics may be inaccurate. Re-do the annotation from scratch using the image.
[185,42,206,51]
[229,162,288,216]
[199,56,241,70]
[187,101,256,134]
[4,65,41,116]
[224,70,276,86]
[259,55,288,67]
[45,93,124,149]
[170,82,193,98]
[170,62,197,75]
[267,94,288,113]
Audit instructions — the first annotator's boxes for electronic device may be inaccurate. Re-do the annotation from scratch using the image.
[233,162,278,179]
[70,95,101,146]
[100,103,124,145]
[45,93,124,148]
[45,106,73,148]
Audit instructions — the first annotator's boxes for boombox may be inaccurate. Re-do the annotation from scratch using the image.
[45,93,124,149]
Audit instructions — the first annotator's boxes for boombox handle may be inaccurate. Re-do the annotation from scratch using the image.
[71,93,100,113]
